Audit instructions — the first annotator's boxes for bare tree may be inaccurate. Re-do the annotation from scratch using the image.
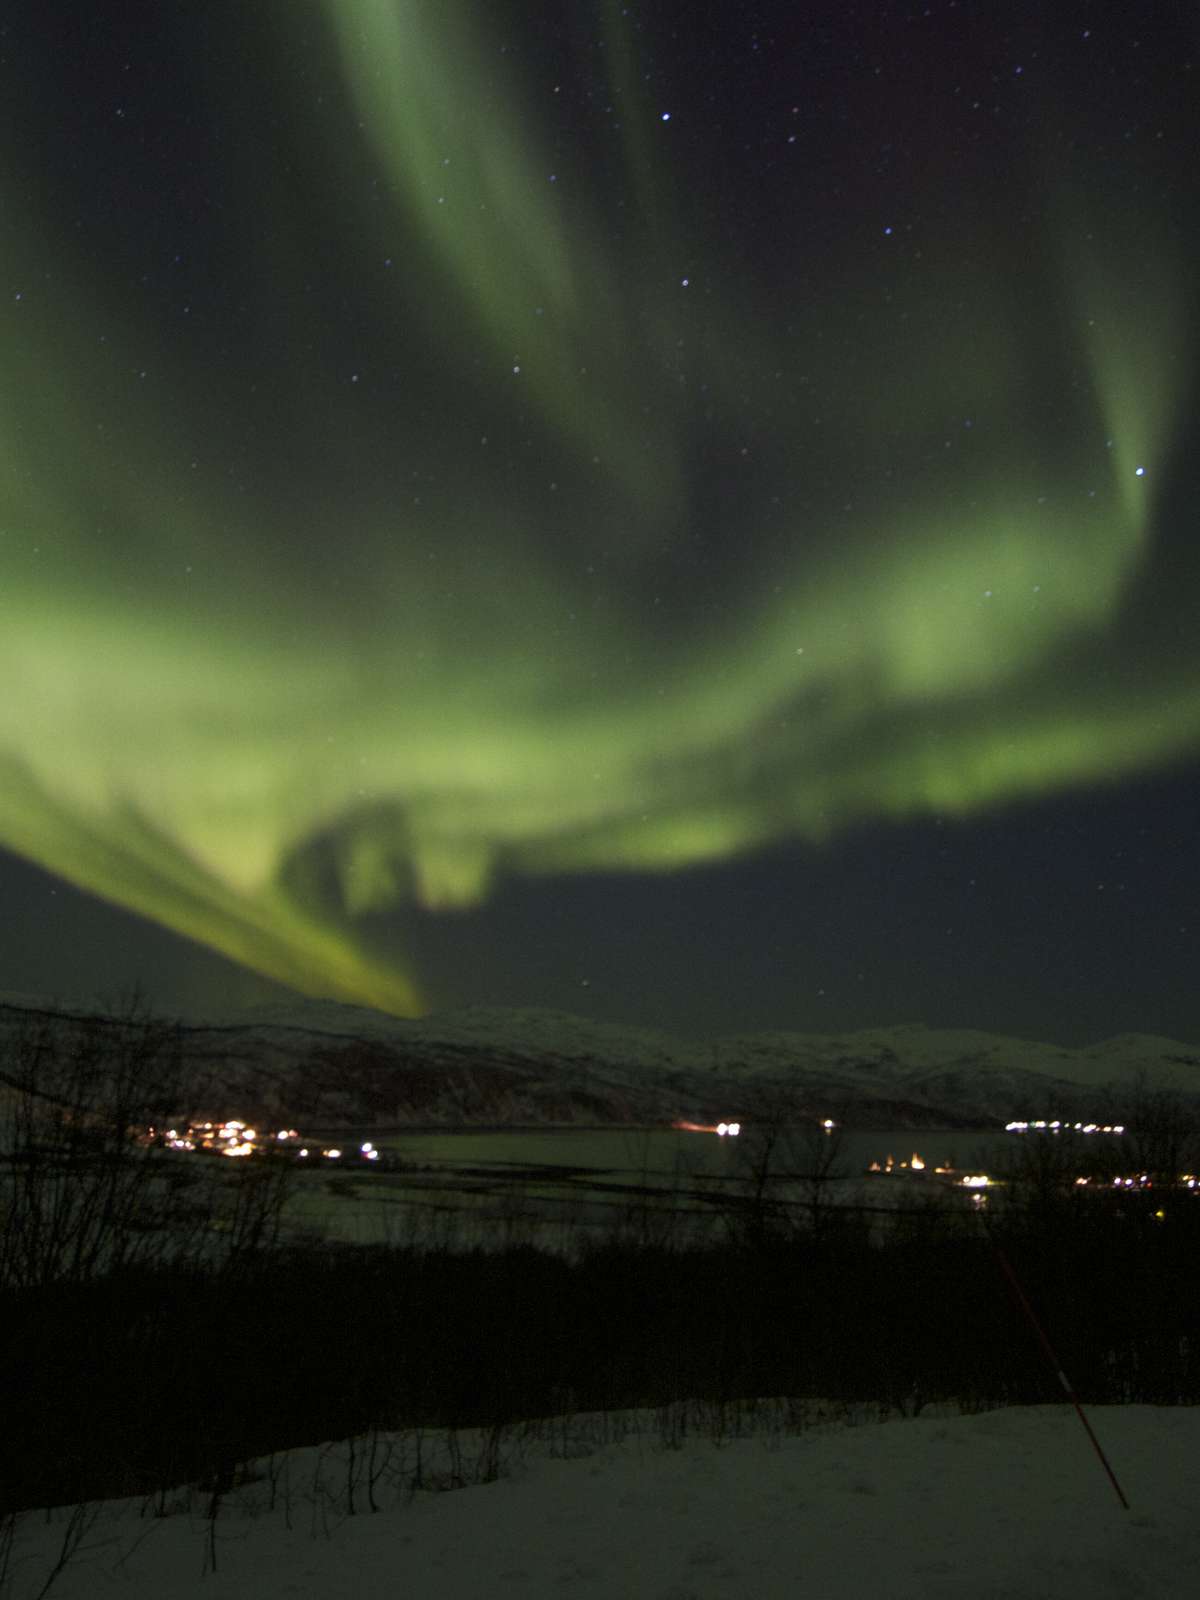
[0,992,294,1290]
[1111,1071,1200,1186]
[726,1084,850,1245]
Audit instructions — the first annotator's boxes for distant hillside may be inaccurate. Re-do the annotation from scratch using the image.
[1,992,1197,1130]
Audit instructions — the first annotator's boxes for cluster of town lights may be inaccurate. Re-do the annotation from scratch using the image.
[292,1141,380,1162]
[870,1152,992,1190]
[155,1120,269,1158]
[151,1121,379,1162]
[1005,1120,1125,1134]
[1073,1173,1199,1190]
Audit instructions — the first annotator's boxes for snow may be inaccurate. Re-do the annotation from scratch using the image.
[3,993,1197,1130]
[181,1000,1200,1102]
[219,996,1200,1084]
[9,1401,1198,1598]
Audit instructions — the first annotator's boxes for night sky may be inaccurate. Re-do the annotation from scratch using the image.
[1,2,1197,1044]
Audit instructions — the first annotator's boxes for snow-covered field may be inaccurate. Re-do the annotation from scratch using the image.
[7,1401,1196,1598]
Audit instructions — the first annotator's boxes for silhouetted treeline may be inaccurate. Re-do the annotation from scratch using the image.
[4,1189,1200,1514]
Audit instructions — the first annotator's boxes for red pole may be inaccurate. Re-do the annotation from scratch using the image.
[987,1231,1130,1510]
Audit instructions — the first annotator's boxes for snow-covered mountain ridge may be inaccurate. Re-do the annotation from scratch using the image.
[0,992,1196,1129]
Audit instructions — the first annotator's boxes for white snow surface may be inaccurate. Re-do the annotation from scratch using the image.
[9,1402,1197,1598]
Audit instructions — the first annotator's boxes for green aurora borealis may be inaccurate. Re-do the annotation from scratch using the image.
[1,3,1197,1020]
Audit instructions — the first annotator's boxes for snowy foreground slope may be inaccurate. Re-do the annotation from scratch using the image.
[10,1403,1198,1599]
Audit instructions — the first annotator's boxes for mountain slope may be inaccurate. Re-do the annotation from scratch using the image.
[0,993,1196,1129]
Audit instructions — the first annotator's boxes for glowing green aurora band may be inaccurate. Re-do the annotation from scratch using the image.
[0,3,1195,1012]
